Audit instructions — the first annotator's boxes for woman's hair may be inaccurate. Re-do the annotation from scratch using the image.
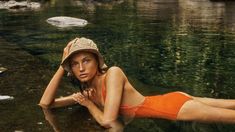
[92,53,106,74]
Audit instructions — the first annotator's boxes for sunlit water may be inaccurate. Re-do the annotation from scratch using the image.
[0,0,235,131]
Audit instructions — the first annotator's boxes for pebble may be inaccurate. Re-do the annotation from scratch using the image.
[37,122,43,125]
[0,67,7,74]
[0,95,14,100]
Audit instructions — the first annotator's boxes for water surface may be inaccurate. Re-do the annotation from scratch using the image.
[0,0,235,131]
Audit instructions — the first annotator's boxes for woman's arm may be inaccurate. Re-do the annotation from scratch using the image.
[39,41,76,108]
[102,67,125,124]
[39,66,77,108]
[38,66,65,108]
[86,101,124,129]
[73,67,125,128]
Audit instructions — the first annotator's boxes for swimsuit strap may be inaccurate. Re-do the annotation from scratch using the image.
[101,74,107,102]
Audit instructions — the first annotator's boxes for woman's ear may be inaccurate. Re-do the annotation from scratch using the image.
[67,69,75,77]
[67,72,72,77]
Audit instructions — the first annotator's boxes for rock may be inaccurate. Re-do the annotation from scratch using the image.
[46,16,88,28]
[0,95,14,100]
[0,0,41,10]
[0,67,7,74]
[27,2,41,9]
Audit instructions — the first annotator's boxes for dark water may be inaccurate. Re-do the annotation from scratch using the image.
[0,0,235,131]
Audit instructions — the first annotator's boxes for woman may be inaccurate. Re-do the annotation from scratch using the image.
[39,37,235,129]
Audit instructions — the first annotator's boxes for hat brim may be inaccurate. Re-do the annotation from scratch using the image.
[61,49,107,73]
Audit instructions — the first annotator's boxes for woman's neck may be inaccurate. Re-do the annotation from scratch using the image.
[86,72,104,90]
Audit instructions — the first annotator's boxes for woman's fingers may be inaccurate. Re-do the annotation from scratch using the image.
[88,88,95,98]
[72,92,85,104]
[67,40,73,47]
[72,91,92,107]
[82,88,96,99]
[65,41,73,51]
[66,37,79,49]
[82,90,89,97]
[62,38,79,61]
[72,91,92,106]
[62,45,71,59]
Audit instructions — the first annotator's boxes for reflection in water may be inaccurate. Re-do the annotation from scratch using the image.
[42,109,61,132]
[72,0,125,12]
[40,107,104,131]
[0,0,235,131]
[41,108,124,132]
[178,0,225,30]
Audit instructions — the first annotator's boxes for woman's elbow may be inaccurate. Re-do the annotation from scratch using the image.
[100,120,110,128]
[38,99,54,109]
[38,98,56,109]
[38,102,50,109]
[100,119,115,128]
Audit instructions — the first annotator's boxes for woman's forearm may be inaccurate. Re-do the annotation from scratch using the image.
[86,102,104,125]
[39,66,65,107]
[50,95,76,108]
[86,102,118,128]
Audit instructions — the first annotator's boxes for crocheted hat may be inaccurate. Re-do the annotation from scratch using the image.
[61,37,107,72]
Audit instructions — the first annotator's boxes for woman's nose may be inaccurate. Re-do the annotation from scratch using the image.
[79,63,85,72]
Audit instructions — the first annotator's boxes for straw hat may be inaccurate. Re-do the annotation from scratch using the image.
[61,37,107,73]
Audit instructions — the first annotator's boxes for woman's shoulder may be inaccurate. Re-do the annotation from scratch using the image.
[106,66,126,78]
[107,66,123,72]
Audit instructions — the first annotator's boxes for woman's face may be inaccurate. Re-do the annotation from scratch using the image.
[70,51,99,82]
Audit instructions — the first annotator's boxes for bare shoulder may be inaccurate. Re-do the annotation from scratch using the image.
[106,66,125,75]
[107,66,123,72]
[106,66,127,80]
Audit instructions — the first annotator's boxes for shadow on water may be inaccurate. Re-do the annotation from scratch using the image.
[1,0,235,131]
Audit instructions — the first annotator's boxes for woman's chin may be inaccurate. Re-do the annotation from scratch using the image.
[79,77,90,82]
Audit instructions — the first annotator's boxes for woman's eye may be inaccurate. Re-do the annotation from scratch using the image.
[71,62,79,67]
[83,59,90,64]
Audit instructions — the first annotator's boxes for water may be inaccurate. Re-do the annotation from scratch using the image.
[0,0,235,131]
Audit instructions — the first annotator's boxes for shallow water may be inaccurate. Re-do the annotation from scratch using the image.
[0,0,235,131]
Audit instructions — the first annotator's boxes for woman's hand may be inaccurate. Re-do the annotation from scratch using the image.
[72,92,93,107]
[62,38,79,61]
[83,88,96,100]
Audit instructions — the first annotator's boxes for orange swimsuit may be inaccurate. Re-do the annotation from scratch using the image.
[102,79,192,120]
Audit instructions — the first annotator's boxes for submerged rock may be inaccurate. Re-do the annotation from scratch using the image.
[0,95,14,100]
[0,67,7,74]
[0,0,41,10]
[46,16,88,28]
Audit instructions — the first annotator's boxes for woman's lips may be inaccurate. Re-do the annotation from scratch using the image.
[79,74,88,78]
